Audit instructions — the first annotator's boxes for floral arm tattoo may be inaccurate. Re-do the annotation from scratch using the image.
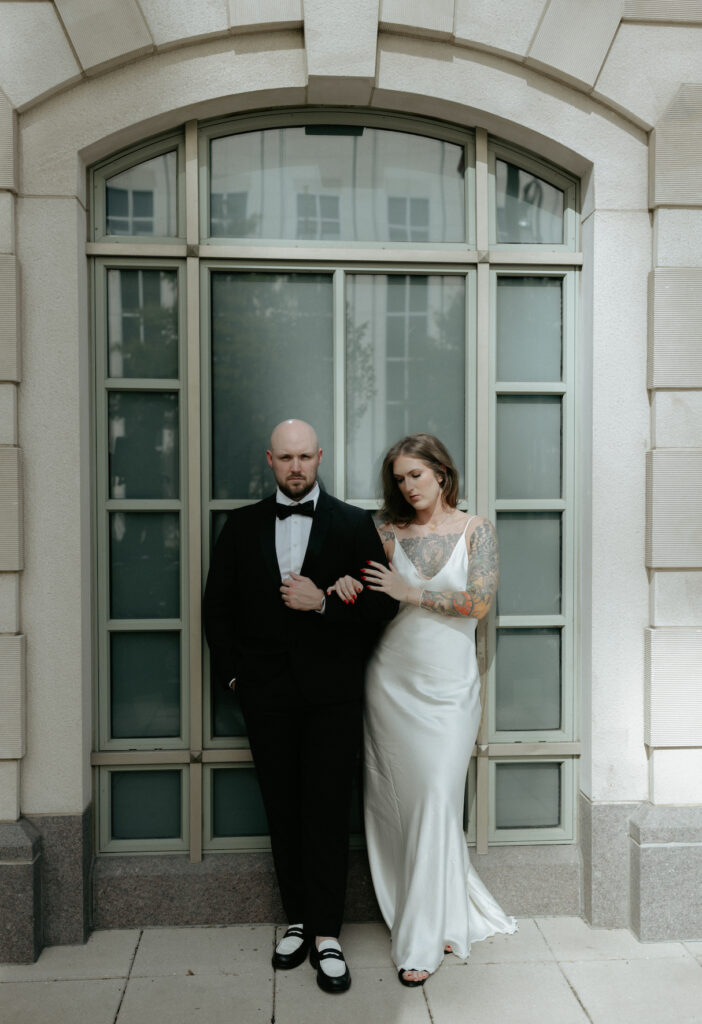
[419,520,499,620]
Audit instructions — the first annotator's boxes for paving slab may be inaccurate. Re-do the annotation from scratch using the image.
[132,924,275,977]
[425,962,590,1024]
[275,965,431,1024]
[0,978,125,1024]
[562,956,702,1024]
[0,930,140,982]
[455,918,555,965]
[536,915,688,961]
[117,972,272,1024]
[335,922,395,968]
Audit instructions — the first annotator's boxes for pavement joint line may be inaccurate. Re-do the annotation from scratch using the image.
[112,929,143,1024]
[557,960,596,1024]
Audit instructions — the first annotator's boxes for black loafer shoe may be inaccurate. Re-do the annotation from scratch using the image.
[272,926,311,970]
[310,944,351,993]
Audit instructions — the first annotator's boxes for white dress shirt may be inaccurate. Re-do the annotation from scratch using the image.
[275,483,320,581]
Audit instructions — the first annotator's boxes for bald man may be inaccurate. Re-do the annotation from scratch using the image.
[203,420,396,993]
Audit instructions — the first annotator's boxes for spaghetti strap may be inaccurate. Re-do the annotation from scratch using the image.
[463,514,479,536]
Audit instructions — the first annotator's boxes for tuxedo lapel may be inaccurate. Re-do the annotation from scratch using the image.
[258,494,281,587]
[301,489,333,579]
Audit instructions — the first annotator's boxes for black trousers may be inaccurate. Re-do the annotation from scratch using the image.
[237,671,362,938]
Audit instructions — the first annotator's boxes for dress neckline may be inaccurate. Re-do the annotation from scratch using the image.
[392,516,475,582]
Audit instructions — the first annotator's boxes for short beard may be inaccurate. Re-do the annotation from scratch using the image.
[278,479,316,501]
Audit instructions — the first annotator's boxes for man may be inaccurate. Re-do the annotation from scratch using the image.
[203,420,396,993]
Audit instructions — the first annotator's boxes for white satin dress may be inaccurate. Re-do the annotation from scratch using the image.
[364,519,517,974]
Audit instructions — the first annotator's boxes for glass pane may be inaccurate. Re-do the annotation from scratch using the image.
[346,275,465,497]
[495,763,560,828]
[107,268,178,379]
[211,273,333,500]
[496,159,564,244]
[211,767,268,837]
[110,632,181,738]
[496,396,561,499]
[496,277,562,382]
[209,126,465,242]
[110,512,180,619]
[105,152,177,237]
[111,770,182,839]
[497,512,561,615]
[496,629,561,731]
[108,392,179,499]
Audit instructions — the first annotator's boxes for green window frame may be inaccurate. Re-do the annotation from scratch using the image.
[89,111,581,858]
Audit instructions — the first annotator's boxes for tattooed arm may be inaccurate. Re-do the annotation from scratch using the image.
[419,520,499,619]
[362,518,499,620]
[373,512,396,561]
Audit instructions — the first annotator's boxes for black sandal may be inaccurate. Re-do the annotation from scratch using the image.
[398,968,429,987]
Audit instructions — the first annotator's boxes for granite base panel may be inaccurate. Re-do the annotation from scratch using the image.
[0,820,42,963]
[579,792,640,928]
[630,803,702,941]
[26,808,93,947]
[94,843,581,930]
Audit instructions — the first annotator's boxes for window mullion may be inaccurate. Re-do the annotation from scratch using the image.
[333,269,346,499]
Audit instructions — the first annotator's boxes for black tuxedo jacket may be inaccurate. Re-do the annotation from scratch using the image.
[203,491,397,704]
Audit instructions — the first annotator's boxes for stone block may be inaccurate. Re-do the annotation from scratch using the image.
[623,0,702,21]
[651,85,702,208]
[228,0,303,34]
[527,0,620,89]
[650,569,702,626]
[0,3,81,111]
[580,793,640,928]
[454,0,546,59]
[594,24,702,131]
[654,208,702,267]
[645,627,702,746]
[471,844,581,917]
[646,449,702,568]
[0,254,19,381]
[381,0,454,40]
[140,0,229,48]
[0,818,42,963]
[0,383,17,444]
[0,572,19,633]
[0,192,14,253]
[0,634,25,759]
[649,269,702,388]
[0,759,20,822]
[0,93,16,192]
[55,0,153,75]
[650,749,702,804]
[304,0,379,102]
[0,447,22,571]
[26,809,92,946]
[630,804,702,940]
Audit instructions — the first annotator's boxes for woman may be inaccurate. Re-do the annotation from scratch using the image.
[329,434,516,986]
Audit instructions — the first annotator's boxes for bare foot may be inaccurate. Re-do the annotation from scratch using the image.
[400,968,429,984]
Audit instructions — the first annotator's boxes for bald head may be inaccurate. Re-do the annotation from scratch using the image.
[267,419,322,500]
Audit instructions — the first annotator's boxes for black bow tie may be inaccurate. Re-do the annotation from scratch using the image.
[276,500,315,520]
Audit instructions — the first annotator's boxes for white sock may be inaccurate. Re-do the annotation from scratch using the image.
[276,924,305,955]
[316,938,347,978]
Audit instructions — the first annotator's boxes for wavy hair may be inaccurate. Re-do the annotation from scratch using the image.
[379,434,460,526]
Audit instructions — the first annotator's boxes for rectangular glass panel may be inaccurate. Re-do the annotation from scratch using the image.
[496,512,561,615]
[495,762,561,828]
[106,152,177,237]
[108,392,179,499]
[210,272,333,500]
[107,268,178,378]
[110,512,180,619]
[209,126,465,242]
[346,275,465,497]
[211,678,248,738]
[496,160,564,244]
[496,277,562,382]
[496,396,561,499]
[110,632,181,738]
[212,767,268,837]
[111,769,182,839]
[496,628,561,731]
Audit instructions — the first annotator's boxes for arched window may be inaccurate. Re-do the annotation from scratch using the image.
[89,111,580,857]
